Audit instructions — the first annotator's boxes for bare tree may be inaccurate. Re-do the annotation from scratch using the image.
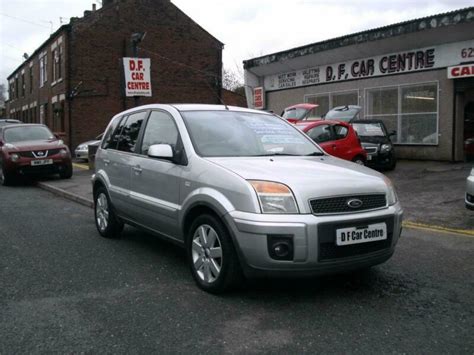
[222,67,244,92]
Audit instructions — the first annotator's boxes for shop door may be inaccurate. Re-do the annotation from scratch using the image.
[464,92,474,162]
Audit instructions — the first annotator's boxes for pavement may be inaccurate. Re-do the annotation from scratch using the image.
[1,185,473,353]
[35,159,473,233]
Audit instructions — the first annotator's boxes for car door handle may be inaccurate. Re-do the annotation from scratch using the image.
[133,166,143,174]
[103,159,110,166]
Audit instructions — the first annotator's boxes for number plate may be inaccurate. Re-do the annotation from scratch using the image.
[31,159,53,166]
[336,222,387,246]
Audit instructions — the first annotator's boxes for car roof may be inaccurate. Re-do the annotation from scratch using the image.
[2,123,46,129]
[111,104,272,117]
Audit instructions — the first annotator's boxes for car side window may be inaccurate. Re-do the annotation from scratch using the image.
[333,125,348,140]
[141,111,179,156]
[306,125,333,143]
[101,115,123,149]
[117,111,148,153]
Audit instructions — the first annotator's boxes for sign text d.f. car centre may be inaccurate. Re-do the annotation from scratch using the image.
[263,40,474,91]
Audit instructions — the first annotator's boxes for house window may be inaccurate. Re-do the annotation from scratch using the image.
[53,102,65,132]
[52,46,63,82]
[15,78,19,98]
[29,68,33,93]
[21,74,25,97]
[39,54,48,87]
[365,82,438,145]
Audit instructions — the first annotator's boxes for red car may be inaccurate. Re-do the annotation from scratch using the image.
[295,120,367,165]
[282,103,319,123]
[0,124,73,185]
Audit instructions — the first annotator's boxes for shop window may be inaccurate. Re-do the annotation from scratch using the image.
[305,91,358,118]
[332,91,358,108]
[306,95,329,118]
[366,83,438,144]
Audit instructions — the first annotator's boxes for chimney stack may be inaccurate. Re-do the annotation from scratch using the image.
[92,3,97,11]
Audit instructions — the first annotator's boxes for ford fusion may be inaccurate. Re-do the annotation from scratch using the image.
[92,104,403,293]
[0,124,72,185]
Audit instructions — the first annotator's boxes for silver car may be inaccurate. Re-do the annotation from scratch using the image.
[466,168,474,210]
[92,104,403,293]
[75,134,103,160]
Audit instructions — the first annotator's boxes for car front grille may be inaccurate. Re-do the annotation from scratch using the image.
[310,194,387,215]
[18,149,61,158]
[318,216,394,261]
[364,147,378,154]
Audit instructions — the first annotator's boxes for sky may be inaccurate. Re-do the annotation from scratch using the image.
[0,0,472,93]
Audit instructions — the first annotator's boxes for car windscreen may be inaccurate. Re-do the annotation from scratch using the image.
[181,111,323,157]
[352,123,386,137]
[325,108,360,122]
[282,107,308,121]
[4,126,54,143]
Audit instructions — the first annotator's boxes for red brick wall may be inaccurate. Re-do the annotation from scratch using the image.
[68,0,223,147]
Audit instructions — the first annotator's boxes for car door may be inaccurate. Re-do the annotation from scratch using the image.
[305,124,336,154]
[331,124,352,160]
[102,111,148,217]
[128,110,184,240]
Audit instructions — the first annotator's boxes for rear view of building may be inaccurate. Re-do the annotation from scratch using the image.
[6,0,223,149]
[244,7,474,161]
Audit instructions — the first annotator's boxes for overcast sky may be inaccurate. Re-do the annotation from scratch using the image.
[0,0,472,90]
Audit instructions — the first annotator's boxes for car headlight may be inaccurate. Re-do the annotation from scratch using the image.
[471,168,474,176]
[380,144,392,153]
[10,153,20,162]
[248,180,299,214]
[77,144,87,150]
[383,176,398,205]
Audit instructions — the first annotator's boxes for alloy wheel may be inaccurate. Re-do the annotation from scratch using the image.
[191,224,223,283]
[96,193,109,232]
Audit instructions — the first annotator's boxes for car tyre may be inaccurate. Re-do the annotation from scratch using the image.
[352,156,366,166]
[0,165,14,186]
[59,163,73,179]
[94,186,123,238]
[187,214,243,293]
[386,158,397,171]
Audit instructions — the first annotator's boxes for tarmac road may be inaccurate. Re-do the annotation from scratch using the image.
[0,185,473,354]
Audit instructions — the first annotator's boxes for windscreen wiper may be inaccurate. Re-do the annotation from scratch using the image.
[305,151,325,156]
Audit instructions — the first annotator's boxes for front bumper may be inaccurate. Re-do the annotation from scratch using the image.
[466,175,474,210]
[75,149,89,160]
[224,203,403,278]
[4,157,72,176]
[366,151,394,168]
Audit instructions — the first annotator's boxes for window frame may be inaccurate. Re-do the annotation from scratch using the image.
[113,110,150,154]
[364,81,439,146]
[304,89,359,118]
[138,109,187,165]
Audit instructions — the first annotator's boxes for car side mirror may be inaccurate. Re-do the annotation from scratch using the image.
[389,130,397,137]
[148,144,174,160]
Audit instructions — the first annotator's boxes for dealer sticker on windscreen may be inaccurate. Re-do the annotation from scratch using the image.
[336,222,387,246]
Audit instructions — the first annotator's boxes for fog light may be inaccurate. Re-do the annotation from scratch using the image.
[60,149,68,157]
[10,153,19,162]
[267,235,294,261]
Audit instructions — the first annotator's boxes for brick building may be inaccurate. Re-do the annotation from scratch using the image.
[6,0,223,148]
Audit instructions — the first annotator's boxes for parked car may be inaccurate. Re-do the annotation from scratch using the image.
[295,120,367,165]
[281,103,318,123]
[0,124,73,185]
[92,104,403,293]
[466,168,474,210]
[323,105,361,122]
[0,119,22,127]
[75,133,103,161]
[352,120,397,170]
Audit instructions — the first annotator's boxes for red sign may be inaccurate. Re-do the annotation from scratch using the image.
[448,64,474,79]
[253,87,264,109]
